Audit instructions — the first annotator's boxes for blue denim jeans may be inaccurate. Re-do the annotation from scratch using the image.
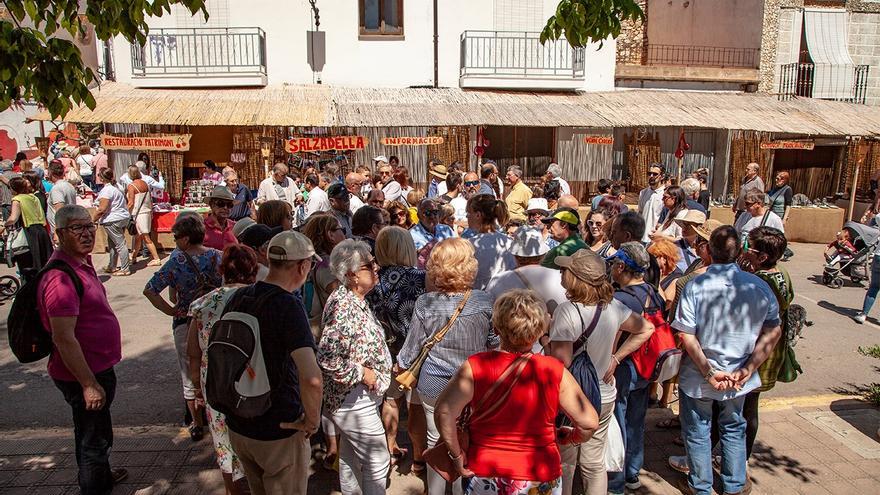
[607,359,650,493]
[53,367,117,495]
[680,392,747,495]
[862,257,880,314]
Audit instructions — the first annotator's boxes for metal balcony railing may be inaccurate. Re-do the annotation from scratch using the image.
[131,27,267,77]
[617,41,760,69]
[460,31,585,80]
[778,63,869,104]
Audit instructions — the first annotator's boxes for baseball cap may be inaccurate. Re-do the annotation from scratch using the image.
[674,209,707,227]
[555,249,607,284]
[232,217,256,239]
[239,225,282,249]
[207,186,235,201]
[694,219,724,241]
[510,227,550,257]
[373,155,389,163]
[541,207,580,227]
[526,198,550,215]
[267,231,321,262]
[326,182,349,199]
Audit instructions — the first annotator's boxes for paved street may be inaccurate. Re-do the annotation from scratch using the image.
[0,241,878,493]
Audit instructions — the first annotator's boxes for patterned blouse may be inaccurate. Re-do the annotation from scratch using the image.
[318,286,393,414]
[365,266,427,355]
[145,248,223,327]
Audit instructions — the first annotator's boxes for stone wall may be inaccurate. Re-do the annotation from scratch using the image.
[848,11,880,105]
[616,0,648,64]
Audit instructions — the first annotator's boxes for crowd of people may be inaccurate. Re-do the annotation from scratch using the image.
[31,153,799,495]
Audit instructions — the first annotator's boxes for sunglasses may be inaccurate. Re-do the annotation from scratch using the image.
[358,259,378,271]
[587,220,604,227]
[422,209,441,217]
[213,200,233,208]
[648,171,661,177]
[379,170,393,176]
[396,211,407,217]
[464,180,480,187]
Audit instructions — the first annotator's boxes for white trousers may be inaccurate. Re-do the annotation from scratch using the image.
[330,386,390,495]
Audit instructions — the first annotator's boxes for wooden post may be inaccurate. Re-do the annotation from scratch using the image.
[848,138,865,222]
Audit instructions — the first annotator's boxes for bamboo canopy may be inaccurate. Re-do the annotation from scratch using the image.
[28,81,880,137]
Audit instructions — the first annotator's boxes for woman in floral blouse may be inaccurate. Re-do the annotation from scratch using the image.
[317,239,393,495]
[186,244,259,495]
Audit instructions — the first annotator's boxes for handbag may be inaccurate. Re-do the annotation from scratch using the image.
[182,250,221,299]
[423,352,532,482]
[394,290,472,393]
[8,227,29,257]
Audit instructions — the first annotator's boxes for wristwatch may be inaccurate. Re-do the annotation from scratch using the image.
[704,368,719,381]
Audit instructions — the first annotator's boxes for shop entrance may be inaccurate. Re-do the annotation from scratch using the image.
[482,126,555,179]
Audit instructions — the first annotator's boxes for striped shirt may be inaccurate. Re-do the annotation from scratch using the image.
[397,290,499,399]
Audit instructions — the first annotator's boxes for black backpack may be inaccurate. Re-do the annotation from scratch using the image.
[8,260,83,363]
[205,285,283,419]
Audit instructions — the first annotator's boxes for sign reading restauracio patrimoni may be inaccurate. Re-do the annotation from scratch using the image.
[100,134,192,151]
[285,136,369,153]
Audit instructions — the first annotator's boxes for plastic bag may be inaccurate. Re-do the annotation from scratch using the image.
[605,413,624,472]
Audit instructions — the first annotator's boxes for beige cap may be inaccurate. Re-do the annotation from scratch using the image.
[267,231,321,262]
[232,217,256,239]
[674,209,707,227]
[207,186,235,201]
[554,248,607,284]
[694,219,724,241]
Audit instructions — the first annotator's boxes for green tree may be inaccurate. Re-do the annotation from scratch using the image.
[541,0,644,47]
[0,0,208,118]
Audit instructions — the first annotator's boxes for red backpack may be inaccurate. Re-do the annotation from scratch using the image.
[620,286,680,381]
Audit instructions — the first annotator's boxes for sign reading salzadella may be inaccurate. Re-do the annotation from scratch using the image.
[100,134,192,151]
[285,136,369,153]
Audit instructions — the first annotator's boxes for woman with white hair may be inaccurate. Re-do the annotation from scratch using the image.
[317,239,393,495]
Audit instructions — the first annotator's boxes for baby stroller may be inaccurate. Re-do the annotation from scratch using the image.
[823,222,879,288]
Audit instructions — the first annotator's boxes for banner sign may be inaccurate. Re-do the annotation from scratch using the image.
[100,134,191,151]
[760,140,815,150]
[380,136,444,146]
[584,135,614,145]
[285,136,368,153]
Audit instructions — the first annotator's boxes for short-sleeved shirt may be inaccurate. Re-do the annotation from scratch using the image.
[541,233,588,270]
[549,299,633,404]
[229,186,254,221]
[734,176,765,212]
[203,215,238,251]
[38,250,122,381]
[223,282,317,441]
[734,210,784,243]
[672,263,780,400]
[47,180,77,229]
[469,232,517,290]
[410,222,454,252]
[96,184,130,224]
[145,248,223,327]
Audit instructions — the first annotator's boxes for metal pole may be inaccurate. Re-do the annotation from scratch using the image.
[433,0,439,88]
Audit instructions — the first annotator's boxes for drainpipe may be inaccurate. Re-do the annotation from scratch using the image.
[433,0,439,88]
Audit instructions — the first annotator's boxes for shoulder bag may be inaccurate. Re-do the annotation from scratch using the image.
[394,290,472,393]
[128,186,148,236]
[423,352,532,482]
[182,250,221,300]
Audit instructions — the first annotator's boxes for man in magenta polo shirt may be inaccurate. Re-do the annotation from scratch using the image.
[203,186,238,250]
[38,204,126,493]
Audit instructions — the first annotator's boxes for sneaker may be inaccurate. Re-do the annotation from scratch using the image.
[111,468,129,484]
[668,455,690,474]
[625,478,642,490]
[853,312,867,324]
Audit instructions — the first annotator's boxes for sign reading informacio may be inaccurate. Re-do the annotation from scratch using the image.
[100,134,191,151]
[285,136,369,153]
[380,136,444,146]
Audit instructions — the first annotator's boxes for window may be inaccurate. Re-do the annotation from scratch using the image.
[359,0,403,38]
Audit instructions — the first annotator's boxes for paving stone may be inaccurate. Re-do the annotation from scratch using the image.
[10,468,50,486]
[826,460,874,480]
[43,468,78,485]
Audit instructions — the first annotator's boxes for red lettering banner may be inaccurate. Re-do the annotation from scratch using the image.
[284,136,369,153]
[100,134,191,151]
[760,141,815,150]
[379,136,444,146]
[584,135,614,145]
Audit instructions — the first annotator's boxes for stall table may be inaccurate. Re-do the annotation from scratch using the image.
[92,208,210,253]
[708,206,844,244]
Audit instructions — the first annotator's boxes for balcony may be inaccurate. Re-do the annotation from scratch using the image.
[615,40,761,87]
[130,27,267,88]
[778,63,869,105]
[459,31,585,90]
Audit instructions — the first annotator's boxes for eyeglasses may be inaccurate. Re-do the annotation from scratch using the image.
[213,200,233,208]
[379,169,393,176]
[422,209,441,217]
[61,222,98,235]
[464,180,479,187]
[358,259,377,272]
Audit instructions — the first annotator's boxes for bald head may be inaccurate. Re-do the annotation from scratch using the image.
[558,194,579,209]
[345,172,364,194]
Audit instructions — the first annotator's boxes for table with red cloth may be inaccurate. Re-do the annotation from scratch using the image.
[152,208,210,233]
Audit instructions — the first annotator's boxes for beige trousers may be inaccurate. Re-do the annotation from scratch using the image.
[560,401,616,495]
[228,429,310,495]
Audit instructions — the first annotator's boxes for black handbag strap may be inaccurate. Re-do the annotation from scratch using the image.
[574,304,603,351]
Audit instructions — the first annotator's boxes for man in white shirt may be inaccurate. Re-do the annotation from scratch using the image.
[117,160,166,192]
[485,226,567,353]
[304,174,330,218]
[734,190,784,244]
[546,163,571,196]
[256,163,299,206]
[344,173,365,215]
[638,164,666,243]
[378,161,402,203]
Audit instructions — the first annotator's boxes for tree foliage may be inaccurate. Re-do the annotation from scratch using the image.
[541,0,644,47]
[0,0,208,118]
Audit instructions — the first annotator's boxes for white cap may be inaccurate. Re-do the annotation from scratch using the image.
[510,227,550,257]
[267,231,321,262]
[373,155,388,163]
[526,197,550,214]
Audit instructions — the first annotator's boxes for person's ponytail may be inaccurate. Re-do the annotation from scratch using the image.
[493,200,509,227]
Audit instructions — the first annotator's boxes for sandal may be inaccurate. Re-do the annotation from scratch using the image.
[113,270,132,277]
[100,267,117,274]
[390,446,408,466]
[656,417,681,429]
[411,460,426,475]
[147,259,163,267]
